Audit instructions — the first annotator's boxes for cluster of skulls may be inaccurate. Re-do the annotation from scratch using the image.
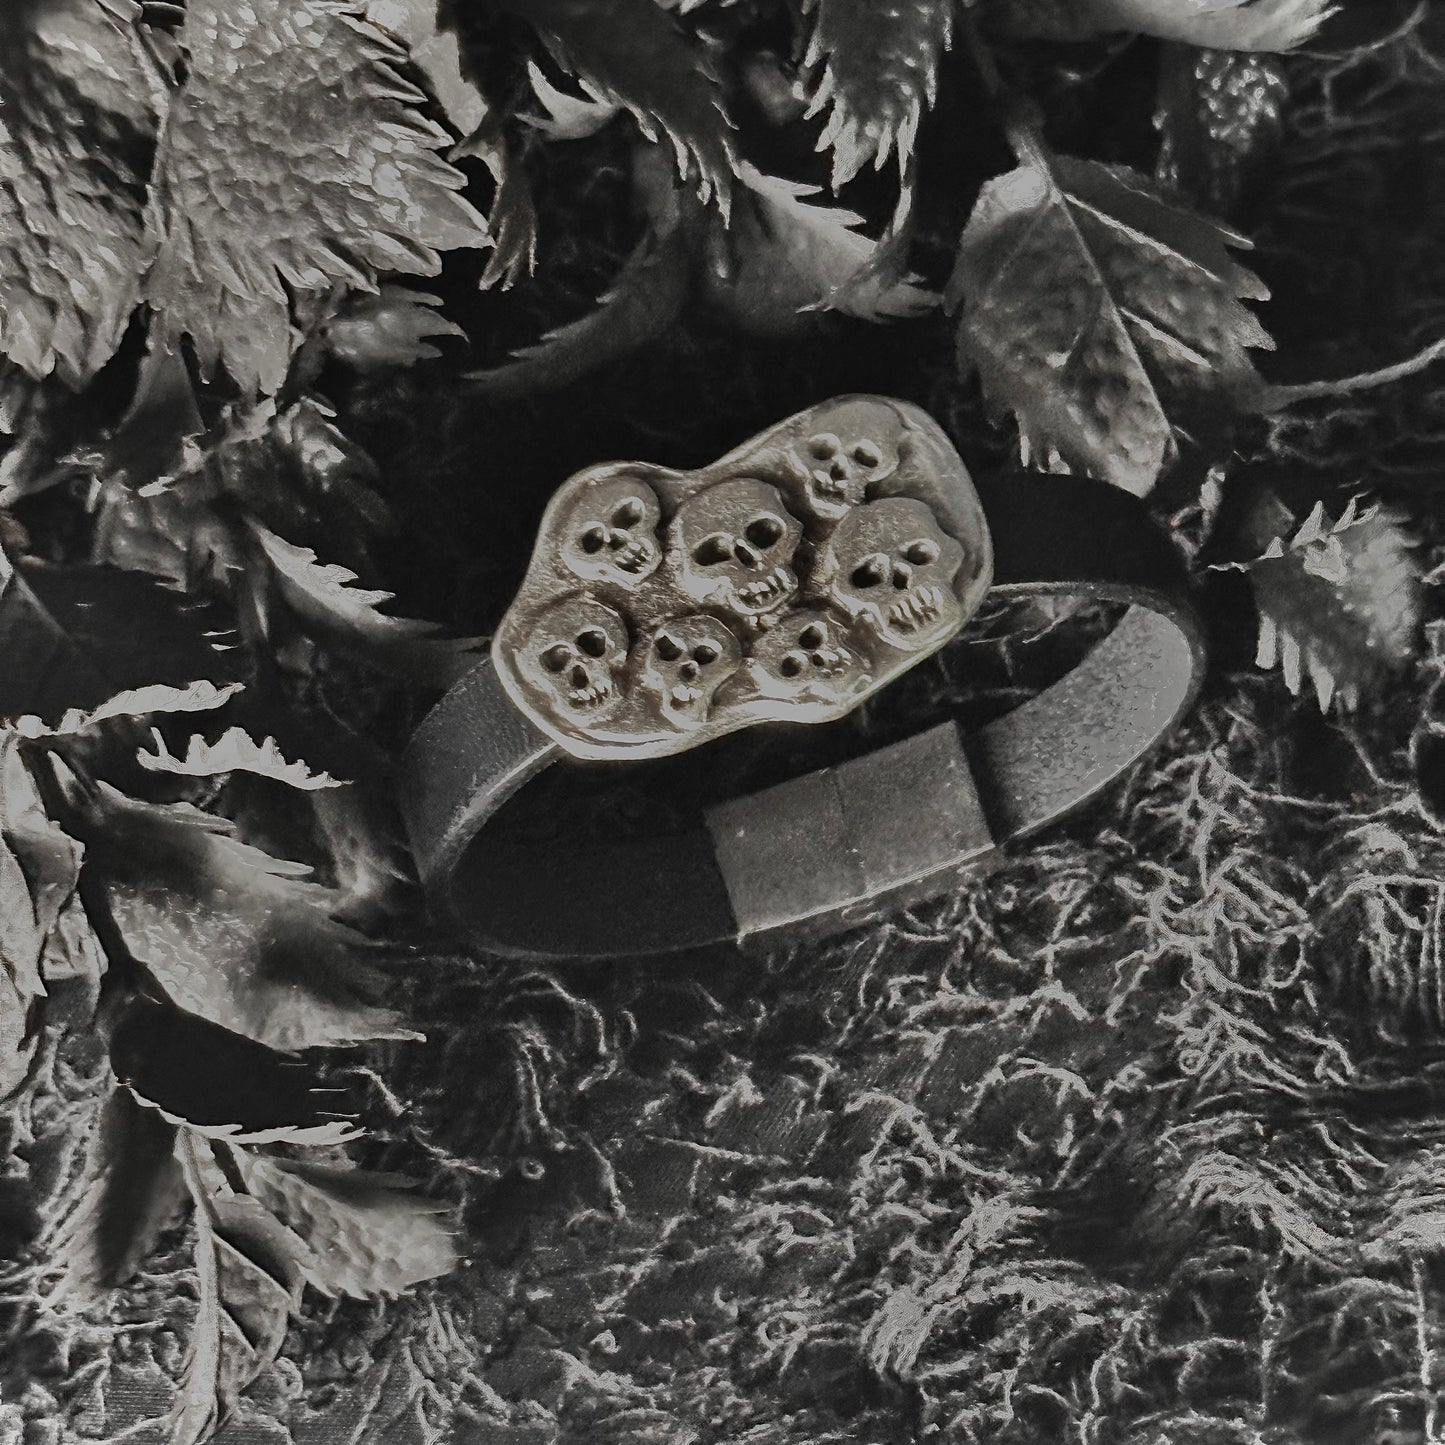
[518,430,967,732]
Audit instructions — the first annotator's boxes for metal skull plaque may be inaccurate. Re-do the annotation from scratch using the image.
[493,397,994,759]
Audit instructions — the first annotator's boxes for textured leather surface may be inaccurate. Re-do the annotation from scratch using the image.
[398,472,1205,958]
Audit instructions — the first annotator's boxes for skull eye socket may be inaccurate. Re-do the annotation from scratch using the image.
[799,623,826,649]
[577,629,610,659]
[903,539,940,566]
[780,652,807,678]
[808,435,838,460]
[853,442,881,468]
[579,526,607,554]
[612,498,645,528]
[693,642,721,666]
[850,555,889,590]
[541,644,572,673]
[654,633,683,662]
[695,534,733,567]
[745,515,784,549]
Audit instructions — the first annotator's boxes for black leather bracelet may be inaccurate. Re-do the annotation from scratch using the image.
[398,397,1204,960]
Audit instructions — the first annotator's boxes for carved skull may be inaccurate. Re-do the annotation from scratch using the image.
[519,596,629,718]
[554,475,663,588]
[794,429,902,520]
[641,615,742,727]
[824,497,966,650]
[671,478,803,621]
[751,609,869,704]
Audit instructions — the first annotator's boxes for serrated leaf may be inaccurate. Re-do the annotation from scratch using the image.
[249,522,482,688]
[469,217,692,396]
[47,1087,184,1303]
[144,0,489,394]
[0,0,162,384]
[495,0,736,212]
[524,58,621,140]
[994,0,1336,51]
[235,1151,456,1299]
[704,166,936,335]
[320,288,466,371]
[802,0,953,186]
[113,997,359,1141]
[18,680,244,741]
[173,1135,305,1445]
[1242,497,1421,710]
[947,154,1272,495]
[93,396,388,609]
[138,725,343,791]
[0,734,85,1008]
[365,0,487,135]
[79,784,419,1053]
[0,549,241,724]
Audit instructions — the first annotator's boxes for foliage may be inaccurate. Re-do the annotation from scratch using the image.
[2,0,1445,1442]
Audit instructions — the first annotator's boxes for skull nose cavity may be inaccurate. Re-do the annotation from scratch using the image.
[734,540,762,568]
[569,663,589,689]
[892,561,913,588]
[679,661,700,683]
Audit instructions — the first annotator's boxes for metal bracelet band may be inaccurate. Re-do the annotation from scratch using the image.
[398,454,1204,962]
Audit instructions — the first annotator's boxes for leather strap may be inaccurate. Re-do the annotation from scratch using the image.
[399,473,1204,959]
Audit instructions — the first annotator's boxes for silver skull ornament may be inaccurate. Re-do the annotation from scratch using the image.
[554,475,663,587]
[671,478,803,622]
[793,428,901,520]
[824,497,966,650]
[641,615,742,727]
[519,595,629,718]
[751,608,869,704]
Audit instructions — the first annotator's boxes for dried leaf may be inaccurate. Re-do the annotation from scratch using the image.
[495,0,736,212]
[92,339,205,496]
[80,783,419,1053]
[802,0,953,187]
[48,1087,184,1302]
[93,397,388,600]
[173,1136,304,1445]
[249,522,482,689]
[0,0,162,384]
[19,680,243,741]
[1241,497,1421,710]
[364,0,487,135]
[0,549,241,724]
[0,734,85,1007]
[994,0,1336,51]
[457,118,541,290]
[144,0,489,393]
[320,288,466,371]
[524,58,622,140]
[113,996,359,1142]
[947,153,1272,495]
[705,166,935,335]
[469,220,692,396]
[138,726,343,791]
[236,1151,456,1298]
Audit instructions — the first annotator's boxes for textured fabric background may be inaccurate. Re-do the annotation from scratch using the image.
[6,18,1445,1445]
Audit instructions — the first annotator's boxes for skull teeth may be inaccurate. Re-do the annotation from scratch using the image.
[887,585,945,634]
[734,567,795,613]
[566,682,614,709]
[614,539,653,573]
[669,683,703,709]
[812,471,849,498]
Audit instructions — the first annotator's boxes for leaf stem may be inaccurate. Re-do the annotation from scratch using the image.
[958,9,1050,171]
[1261,336,1445,408]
